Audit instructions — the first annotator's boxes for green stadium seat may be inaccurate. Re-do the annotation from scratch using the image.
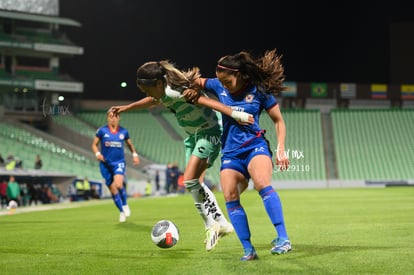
[331,109,414,180]
[0,122,103,181]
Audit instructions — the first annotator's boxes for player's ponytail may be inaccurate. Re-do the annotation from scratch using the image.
[216,49,287,96]
[159,60,201,90]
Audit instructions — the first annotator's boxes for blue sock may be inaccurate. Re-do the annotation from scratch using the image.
[259,186,288,239]
[226,200,252,250]
[119,187,127,206]
[112,193,124,212]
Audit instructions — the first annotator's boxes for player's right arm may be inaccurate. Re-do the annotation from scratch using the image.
[184,77,254,124]
[111,97,158,114]
[196,95,254,125]
[92,136,105,162]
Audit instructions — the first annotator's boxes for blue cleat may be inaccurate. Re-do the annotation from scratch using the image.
[241,247,259,261]
[270,238,292,255]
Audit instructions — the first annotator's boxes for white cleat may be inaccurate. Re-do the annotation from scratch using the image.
[219,222,234,238]
[205,221,220,251]
[123,205,131,217]
[119,212,127,223]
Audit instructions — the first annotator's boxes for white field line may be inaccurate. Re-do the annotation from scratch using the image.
[0,199,111,216]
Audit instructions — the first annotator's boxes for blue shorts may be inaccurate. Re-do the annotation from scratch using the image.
[220,138,272,180]
[99,161,126,187]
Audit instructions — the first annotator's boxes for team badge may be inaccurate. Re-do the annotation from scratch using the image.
[119,134,125,140]
[245,94,254,102]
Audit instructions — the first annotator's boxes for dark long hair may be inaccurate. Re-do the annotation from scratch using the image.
[216,49,287,96]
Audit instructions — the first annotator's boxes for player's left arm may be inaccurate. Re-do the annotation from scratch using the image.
[125,138,140,166]
[267,104,289,170]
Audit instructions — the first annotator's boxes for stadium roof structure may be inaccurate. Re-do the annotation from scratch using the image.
[0,10,81,27]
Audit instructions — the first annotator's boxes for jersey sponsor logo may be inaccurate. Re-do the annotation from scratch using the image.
[104,134,110,138]
[223,159,231,164]
[231,106,245,112]
[220,90,227,97]
[104,141,122,148]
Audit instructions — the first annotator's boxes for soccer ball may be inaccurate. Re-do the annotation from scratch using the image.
[7,200,18,209]
[151,220,179,248]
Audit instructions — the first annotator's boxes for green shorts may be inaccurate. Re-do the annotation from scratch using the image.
[183,134,221,168]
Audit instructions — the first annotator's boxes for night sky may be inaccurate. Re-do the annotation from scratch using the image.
[59,0,414,100]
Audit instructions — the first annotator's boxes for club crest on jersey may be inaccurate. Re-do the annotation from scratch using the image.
[245,94,254,102]
[119,134,125,140]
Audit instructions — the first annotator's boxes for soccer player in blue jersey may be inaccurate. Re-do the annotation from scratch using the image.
[111,60,253,251]
[92,110,141,222]
[186,49,292,260]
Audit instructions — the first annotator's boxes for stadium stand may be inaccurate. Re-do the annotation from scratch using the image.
[51,114,97,138]
[1,102,413,197]
[74,108,328,185]
[159,110,188,139]
[331,108,414,180]
[0,9,83,121]
[69,107,413,187]
[260,109,327,181]
[0,121,101,181]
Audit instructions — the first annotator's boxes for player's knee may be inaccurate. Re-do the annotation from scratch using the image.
[223,189,240,202]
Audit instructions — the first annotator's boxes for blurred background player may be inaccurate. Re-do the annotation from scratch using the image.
[6,175,21,207]
[111,60,253,250]
[34,154,42,169]
[76,177,91,200]
[154,170,160,195]
[92,109,141,222]
[0,179,8,208]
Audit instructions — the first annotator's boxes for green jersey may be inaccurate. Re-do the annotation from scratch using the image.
[6,181,20,199]
[161,86,222,136]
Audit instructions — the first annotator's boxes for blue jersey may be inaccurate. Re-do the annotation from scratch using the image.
[95,125,130,163]
[204,78,278,154]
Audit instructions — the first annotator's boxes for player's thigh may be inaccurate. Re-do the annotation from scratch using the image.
[113,174,124,189]
[183,136,196,166]
[220,169,244,202]
[184,155,208,181]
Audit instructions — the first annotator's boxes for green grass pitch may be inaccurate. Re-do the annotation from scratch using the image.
[0,187,413,274]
